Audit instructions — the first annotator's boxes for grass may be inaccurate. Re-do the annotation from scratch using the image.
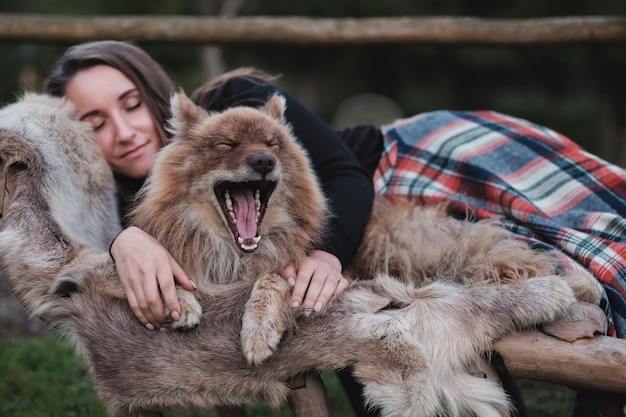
[0,334,575,417]
[0,335,106,417]
[516,379,576,417]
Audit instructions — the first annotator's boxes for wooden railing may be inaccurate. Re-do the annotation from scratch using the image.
[0,14,625,45]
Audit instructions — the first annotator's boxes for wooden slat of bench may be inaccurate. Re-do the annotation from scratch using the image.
[494,330,626,393]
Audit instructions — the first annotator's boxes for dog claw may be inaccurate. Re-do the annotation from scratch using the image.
[242,329,281,365]
[243,346,272,366]
[170,309,201,330]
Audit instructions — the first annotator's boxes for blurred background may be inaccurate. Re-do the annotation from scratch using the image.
[1,0,626,165]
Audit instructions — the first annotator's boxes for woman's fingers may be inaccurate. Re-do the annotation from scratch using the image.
[286,250,345,315]
[121,283,151,329]
[171,254,196,292]
[110,226,189,329]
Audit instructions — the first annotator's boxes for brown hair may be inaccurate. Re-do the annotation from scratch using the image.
[45,40,174,147]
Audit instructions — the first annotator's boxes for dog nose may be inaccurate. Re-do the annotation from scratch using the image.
[248,153,276,176]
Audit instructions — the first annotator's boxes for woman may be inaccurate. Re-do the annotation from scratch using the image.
[46,40,626,417]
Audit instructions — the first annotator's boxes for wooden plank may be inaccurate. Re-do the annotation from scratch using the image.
[0,14,625,45]
[494,331,626,392]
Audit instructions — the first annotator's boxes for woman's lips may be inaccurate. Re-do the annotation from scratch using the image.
[120,142,148,160]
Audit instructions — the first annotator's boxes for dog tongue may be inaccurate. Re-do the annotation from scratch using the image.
[231,187,257,240]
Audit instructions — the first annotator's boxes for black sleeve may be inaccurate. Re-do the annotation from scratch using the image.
[338,125,384,179]
[194,75,375,268]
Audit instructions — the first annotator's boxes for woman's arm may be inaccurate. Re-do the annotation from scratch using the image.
[109,226,196,329]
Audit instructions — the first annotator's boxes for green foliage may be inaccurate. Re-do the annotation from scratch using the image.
[0,335,108,417]
[0,0,197,15]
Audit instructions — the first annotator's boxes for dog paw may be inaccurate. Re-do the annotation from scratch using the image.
[561,270,603,305]
[241,319,283,365]
[240,273,291,365]
[169,289,202,330]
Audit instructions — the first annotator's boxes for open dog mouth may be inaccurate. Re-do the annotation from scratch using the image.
[215,180,277,252]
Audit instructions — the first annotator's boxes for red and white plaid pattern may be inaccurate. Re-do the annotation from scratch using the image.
[376,110,626,339]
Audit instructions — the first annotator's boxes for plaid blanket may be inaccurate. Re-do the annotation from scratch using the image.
[375,110,626,339]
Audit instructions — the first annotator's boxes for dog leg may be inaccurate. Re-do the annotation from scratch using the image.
[52,257,203,331]
[350,312,440,417]
[439,371,511,417]
[364,276,574,417]
[472,275,578,340]
[241,272,292,365]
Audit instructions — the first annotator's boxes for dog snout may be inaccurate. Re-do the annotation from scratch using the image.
[248,152,276,176]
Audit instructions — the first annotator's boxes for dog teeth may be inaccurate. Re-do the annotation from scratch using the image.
[254,189,261,221]
[238,236,262,244]
[225,189,236,224]
[238,236,260,251]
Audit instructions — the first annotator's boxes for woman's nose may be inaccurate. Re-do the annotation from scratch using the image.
[113,115,136,142]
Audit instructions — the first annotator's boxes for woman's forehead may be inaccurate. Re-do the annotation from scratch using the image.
[65,65,138,116]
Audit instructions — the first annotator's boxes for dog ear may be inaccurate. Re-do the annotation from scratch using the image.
[50,265,89,298]
[167,90,207,141]
[0,131,35,215]
[260,93,287,124]
[0,130,34,172]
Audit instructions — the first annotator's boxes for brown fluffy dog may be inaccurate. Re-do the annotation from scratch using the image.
[129,93,327,364]
[0,93,585,417]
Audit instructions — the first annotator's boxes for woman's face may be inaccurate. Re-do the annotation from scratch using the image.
[65,64,162,179]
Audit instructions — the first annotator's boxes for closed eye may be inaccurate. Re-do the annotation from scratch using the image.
[125,99,142,112]
[216,142,238,151]
[123,90,143,112]
[88,116,106,132]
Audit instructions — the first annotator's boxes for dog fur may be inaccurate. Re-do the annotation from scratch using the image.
[350,197,602,305]
[0,92,587,417]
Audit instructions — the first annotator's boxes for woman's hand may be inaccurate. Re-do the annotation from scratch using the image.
[109,226,196,330]
[283,250,349,316]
